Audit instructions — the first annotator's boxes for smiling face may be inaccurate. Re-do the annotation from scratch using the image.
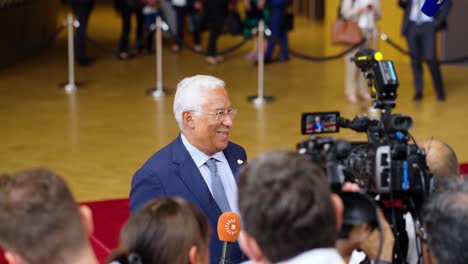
[183,87,234,156]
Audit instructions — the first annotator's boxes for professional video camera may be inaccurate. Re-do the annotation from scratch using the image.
[297,48,433,262]
[297,48,431,198]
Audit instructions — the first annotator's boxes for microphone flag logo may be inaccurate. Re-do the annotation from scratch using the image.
[225,217,239,236]
[218,212,241,242]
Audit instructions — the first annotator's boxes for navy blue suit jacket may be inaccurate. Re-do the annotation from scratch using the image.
[130,134,247,264]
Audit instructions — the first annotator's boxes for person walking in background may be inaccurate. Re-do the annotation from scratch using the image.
[243,0,270,61]
[69,0,95,66]
[398,0,452,101]
[263,0,290,63]
[115,0,145,60]
[202,0,232,64]
[170,0,202,53]
[141,0,158,54]
[340,0,381,104]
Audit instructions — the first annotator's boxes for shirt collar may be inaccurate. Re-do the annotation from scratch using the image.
[181,133,226,167]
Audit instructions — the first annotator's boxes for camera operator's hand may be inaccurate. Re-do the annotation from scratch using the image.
[360,209,395,262]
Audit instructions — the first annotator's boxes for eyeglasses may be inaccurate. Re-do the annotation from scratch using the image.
[190,108,238,121]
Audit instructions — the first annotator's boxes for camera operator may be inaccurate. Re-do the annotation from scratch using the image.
[336,195,395,264]
[422,176,468,264]
[403,138,460,264]
[417,138,460,179]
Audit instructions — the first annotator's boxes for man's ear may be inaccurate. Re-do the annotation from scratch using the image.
[182,111,195,129]
[239,230,268,263]
[4,251,26,264]
[331,193,344,231]
[79,205,94,237]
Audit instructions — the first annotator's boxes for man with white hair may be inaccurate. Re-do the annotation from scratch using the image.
[130,75,247,263]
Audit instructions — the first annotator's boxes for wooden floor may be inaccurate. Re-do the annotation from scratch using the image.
[1,4,467,201]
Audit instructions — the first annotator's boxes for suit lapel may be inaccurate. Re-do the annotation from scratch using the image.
[223,143,242,181]
[172,135,221,214]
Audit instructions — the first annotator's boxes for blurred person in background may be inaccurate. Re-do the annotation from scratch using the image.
[69,0,95,66]
[340,0,381,103]
[115,0,145,59]
[263,0,290,63]
[170,0,202,53]
[398,0,452,101]
[243,0,269,61]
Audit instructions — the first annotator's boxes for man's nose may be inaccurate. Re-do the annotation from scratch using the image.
[222,114,233,127]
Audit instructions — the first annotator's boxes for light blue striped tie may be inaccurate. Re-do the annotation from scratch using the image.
[205,158,231,212]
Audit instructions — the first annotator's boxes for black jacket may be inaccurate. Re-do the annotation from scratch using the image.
[398,0,452,36]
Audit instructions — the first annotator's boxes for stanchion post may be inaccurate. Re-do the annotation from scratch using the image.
[64,13,76,93]
[154,15,163,96]
[248,20,274,105]
[147,15,172,98]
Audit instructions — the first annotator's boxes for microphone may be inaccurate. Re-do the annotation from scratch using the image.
[421,0,448,17]
[217,212,241,264]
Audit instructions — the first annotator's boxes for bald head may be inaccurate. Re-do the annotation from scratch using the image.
[418,138,460,178]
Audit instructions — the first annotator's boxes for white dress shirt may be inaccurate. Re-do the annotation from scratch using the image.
[409,0,434,23]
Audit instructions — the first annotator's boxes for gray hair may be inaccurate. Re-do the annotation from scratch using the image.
[173,75,226,129]
[423,177,468,264]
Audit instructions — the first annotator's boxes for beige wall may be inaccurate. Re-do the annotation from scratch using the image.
[324,0,408,63]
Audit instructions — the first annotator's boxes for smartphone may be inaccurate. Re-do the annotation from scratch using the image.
[301,112,340,135]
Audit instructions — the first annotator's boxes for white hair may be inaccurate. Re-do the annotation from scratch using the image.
[173,75,226,129]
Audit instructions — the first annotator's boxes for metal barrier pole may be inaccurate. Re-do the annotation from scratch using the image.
[248,20,274,104]
[147,15,172,98]
[64,13,76,93]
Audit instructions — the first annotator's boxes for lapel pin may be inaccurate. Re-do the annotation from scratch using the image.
[237,159,244,165]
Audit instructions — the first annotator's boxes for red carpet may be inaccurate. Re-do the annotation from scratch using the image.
[0,165,467,264]
[461,164,468,174]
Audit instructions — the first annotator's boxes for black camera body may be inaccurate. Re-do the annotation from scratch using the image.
[297,48,432,198]
[298,115,430,196]
[298,48,433,262]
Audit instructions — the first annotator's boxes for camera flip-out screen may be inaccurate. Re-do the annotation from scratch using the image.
[301,112,340,135]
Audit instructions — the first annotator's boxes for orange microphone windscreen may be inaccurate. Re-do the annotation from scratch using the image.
[217,212,241,242]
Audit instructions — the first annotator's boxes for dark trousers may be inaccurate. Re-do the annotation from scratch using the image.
[265,6,289,60]
[406,22,445,98]
[143,13,156,51]
[206,16,224,57]
[70,0,95,61]
[118,5,144,52]
[174,6,201,47]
